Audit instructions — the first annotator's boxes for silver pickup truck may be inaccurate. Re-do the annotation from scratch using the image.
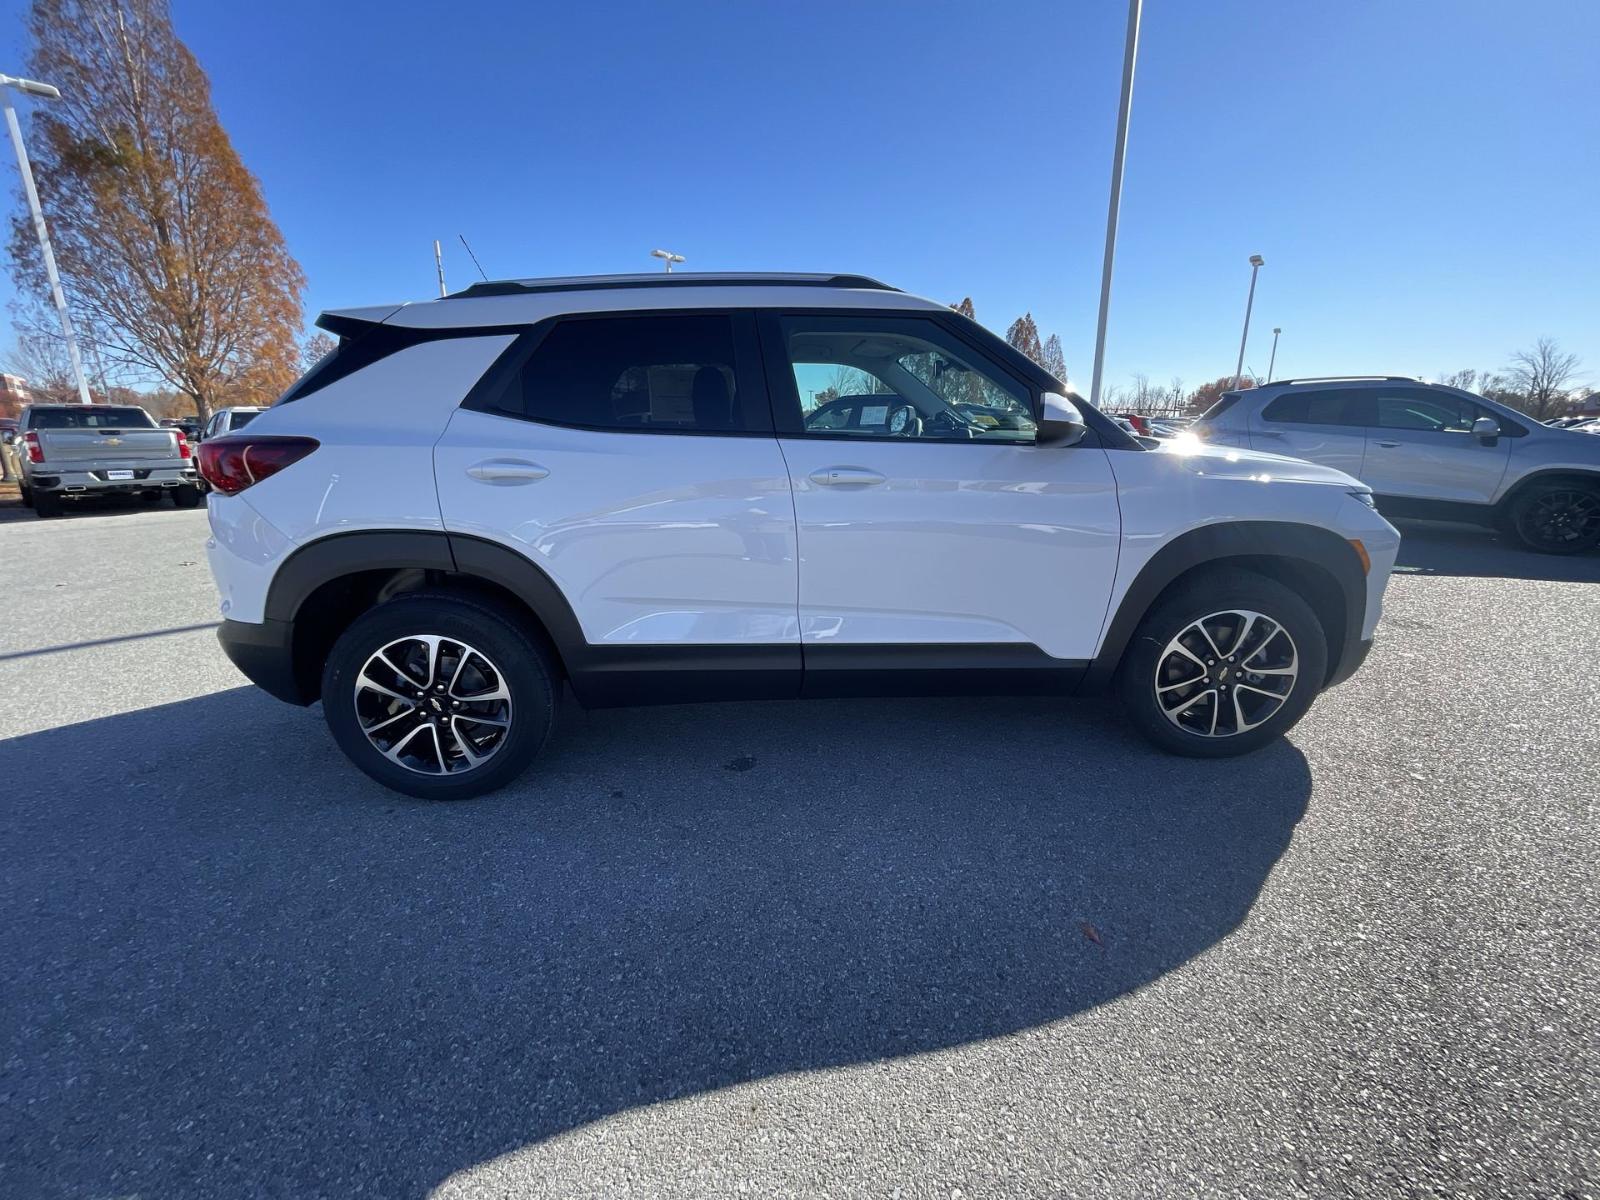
[7,404,202,518]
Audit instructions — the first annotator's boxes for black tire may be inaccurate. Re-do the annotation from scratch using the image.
[1505,481,1600,555]
[320,591,557,800]
[18,484,32,508]
[1118,568,1329,758]
[171,484,203,509]
[33,489,63,518]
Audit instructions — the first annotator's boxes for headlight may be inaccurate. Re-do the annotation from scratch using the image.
[1349,491,1377,509]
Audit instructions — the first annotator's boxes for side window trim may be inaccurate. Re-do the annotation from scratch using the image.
[755,309,1041,443]
[460,308,774,437]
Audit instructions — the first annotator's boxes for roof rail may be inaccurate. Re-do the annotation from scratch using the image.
[1263,375,1416,386]
[449,272,899,300]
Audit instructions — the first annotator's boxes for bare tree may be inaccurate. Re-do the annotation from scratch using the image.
[1505,338,1582,420]
[9,0,305,421]
[301,332,337,372]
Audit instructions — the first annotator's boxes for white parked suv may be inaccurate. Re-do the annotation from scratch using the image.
[1191,377,1600,554]
[201,273,1399,799]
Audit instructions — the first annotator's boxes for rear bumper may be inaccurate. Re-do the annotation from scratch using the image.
[30,465,197,493]
[218,618,311,705]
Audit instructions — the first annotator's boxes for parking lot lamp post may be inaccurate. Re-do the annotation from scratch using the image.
[1232,254,1264,391]
[1,72,92,405]
[650,248,685,274]
[1088,0,1142,411]
[1267,326,1281,382]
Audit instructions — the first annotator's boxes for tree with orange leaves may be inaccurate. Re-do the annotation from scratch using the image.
[7,0,304,420]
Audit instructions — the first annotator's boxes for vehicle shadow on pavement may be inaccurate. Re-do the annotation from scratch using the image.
[1,685,1310,1199]
[1392,519,1600,582]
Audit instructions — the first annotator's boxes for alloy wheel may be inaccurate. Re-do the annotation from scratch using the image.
[1516,489,1600,551]
[1153,609,1299,738]
[353,634,513,775]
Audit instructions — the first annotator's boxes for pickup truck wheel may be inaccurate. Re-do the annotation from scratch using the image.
[18,484,32,508]
[170,484,202,509]
[1118,569,1327,758]
[320,593,557,800]
[33,490,63,518]
[1507,483,1600,555]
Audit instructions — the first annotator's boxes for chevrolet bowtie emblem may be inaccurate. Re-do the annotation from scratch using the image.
[103,437,122,445]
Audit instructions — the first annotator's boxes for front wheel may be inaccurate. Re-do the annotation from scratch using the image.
[1118,569,1328,758]
[321,592,557,800]
[1507,483,1600,555]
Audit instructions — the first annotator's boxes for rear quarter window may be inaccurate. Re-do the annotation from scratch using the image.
[1260,390,1366,426]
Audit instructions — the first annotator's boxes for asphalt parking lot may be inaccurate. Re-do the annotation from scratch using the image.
[2,503,1596,1199]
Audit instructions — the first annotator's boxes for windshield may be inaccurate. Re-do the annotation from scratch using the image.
[30,407,155,430]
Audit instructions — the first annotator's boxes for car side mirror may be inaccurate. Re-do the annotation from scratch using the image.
[1471,416,1501,443]
[1037,392,1088,447]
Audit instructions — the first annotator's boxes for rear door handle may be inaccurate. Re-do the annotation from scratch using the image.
[809,467,887,487]
[466,458,550,484]
[1374,441,1401,448]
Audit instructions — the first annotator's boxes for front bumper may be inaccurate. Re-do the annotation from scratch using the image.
[1324,635,1374,689]
[218,618,311,706]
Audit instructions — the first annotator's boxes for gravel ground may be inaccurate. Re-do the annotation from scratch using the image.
[1,506,1596,1199]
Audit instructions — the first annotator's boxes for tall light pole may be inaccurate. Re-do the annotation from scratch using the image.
[650,248,685,274]
[433,239,447,297]
[1088,0,1142,410]
[1266,326,1281,382]
[1231,254,1264,391]
[1,72,92,405]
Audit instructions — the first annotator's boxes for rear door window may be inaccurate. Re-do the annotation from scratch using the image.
[508,313,766,434]
[1259,390,1369,426]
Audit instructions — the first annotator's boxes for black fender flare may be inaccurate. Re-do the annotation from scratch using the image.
[1082,520,1368,691]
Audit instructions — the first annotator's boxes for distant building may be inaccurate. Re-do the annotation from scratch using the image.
[1579,392,1600,418]
[0,373,31,421]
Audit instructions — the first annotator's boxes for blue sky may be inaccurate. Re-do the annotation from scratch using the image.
[2,0,1596,392]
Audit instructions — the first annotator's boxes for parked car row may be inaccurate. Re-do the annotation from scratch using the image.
[1,404,201,516]
[1189,376,1600,554]
[0,403,269,515]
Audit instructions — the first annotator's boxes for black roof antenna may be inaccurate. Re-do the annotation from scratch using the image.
[458,235,489,282]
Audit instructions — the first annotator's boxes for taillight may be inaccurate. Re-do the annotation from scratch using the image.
[198,436,319,495]
[175,431,191,459]
[24,431,43,464]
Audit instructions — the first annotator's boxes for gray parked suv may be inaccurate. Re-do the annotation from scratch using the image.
[1192,377,1600,554]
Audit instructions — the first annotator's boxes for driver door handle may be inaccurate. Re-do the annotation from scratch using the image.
[466,458,550,484]
[809,467,887,487]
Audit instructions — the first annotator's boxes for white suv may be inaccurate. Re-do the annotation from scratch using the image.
[201,273,1399,799]
[1191,377,1600,554]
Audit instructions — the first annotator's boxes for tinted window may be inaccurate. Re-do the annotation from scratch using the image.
[229,411,258,431]
[1260,390,1364,426]
[518,315,746,433]
[778,315,1035,443]
[29,406,154,429]
[1375,390,1480,432]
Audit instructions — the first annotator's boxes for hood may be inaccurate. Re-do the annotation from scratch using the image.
[1151,435,1367,489]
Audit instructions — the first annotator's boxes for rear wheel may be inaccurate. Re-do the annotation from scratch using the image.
[33,489,62,518]
[18,484,32,508]
[1507,482,1600,554]
[171,484,202,509]
[321,592,557,800]
[1119,569,1328,757]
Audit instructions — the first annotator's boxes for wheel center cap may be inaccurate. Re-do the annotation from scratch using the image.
[1217,666,1231,682]
[428,697,444,712]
